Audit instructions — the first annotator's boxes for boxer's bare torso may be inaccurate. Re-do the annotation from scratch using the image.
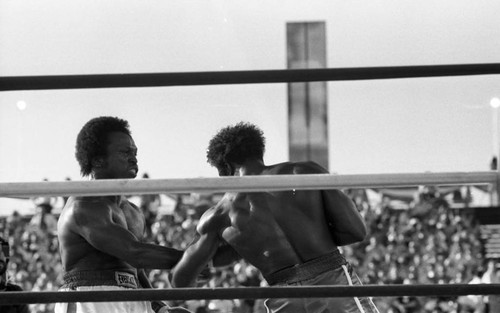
[58,195,144,273]
[198,161,362,277]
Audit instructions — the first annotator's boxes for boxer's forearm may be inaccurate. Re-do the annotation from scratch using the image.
[170,233,219,287]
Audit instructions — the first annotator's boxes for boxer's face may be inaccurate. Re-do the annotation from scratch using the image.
[97,132,138,179]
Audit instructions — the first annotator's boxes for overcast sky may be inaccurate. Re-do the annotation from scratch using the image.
[1,0,500,184]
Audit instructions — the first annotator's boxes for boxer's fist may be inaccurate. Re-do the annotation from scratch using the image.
[197,205,229,234]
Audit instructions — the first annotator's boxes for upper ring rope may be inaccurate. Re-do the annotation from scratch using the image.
[0,171,495,197]
[1,63,499,91]
[2,284,500,305]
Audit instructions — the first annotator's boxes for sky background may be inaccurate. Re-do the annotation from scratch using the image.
[1,0,500,185]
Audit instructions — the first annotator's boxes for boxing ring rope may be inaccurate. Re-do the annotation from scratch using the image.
[2,64,500,305]
[1,63,499,91]
[0,171,497,197]
[1,171,499,305]
[2,284,500,305]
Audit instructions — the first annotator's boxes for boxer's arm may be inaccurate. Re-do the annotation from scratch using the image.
[212,243,241,267]
[73,200,183,269]
[170,232,219,287]
[196,202,229,234]
[170,202,238,287]
[321,189,367,245]
[294,162,367,246]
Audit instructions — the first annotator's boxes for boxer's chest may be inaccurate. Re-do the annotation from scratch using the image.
[112,202,144,238]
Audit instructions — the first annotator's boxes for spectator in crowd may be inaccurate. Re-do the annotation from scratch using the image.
[170,122,379,312]
[480,259,500,313]
[28,202,58,266]
[30,178,58,214]
[139,173,162,241]
[457,265,486,313]
[4,211,23,240]
[28,202,57,236]
[0,236,30,313]
[488,262,500,313]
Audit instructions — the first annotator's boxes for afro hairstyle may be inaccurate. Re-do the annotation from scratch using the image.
[206,122,265,176]
[75,116,131,177]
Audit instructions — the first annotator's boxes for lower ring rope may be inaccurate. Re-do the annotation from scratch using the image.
[2,284,500,305]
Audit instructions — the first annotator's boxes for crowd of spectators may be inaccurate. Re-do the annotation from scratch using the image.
[0,184,494,313]
[343,187,486,312]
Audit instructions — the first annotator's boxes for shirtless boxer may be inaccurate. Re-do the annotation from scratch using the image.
[171,122,379,313]
[56,116,192,313]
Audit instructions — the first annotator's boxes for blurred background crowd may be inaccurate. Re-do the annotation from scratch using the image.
[0,179,498,313]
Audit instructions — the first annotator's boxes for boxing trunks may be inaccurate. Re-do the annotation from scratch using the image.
[54,269,155,313]
[262,250,380,313]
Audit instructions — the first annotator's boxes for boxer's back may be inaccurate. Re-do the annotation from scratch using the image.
[214,161,339,276]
